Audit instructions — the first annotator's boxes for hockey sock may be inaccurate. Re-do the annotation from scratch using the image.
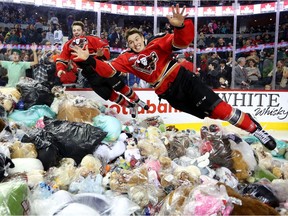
[109,91,132,108]
[210,101,257,132]
[119,85,139,102]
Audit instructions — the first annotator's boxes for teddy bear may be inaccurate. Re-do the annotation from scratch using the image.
[0,93,15,114]
[124,137,141,167]
[45,158,77,190]
[231,149,251,182]
[51,86,101,123]
[137,137,168,160]
[251,143,273,170]
[9,141,38,159]
[220,183,280,215]
[158,184,194,215]
[74,154,102,178]
[109,166,148,193]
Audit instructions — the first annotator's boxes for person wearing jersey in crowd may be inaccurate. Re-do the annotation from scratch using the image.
[56,21,149,118]
[70,5,277,151]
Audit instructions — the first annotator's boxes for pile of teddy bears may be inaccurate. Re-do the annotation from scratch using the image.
[0,86,288,215]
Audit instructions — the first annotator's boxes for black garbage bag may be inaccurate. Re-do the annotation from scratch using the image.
[239,183,280,208]
[43,117,107,164]
[21,128,62,171]
[0,153,15,181]
[16,82,54,110]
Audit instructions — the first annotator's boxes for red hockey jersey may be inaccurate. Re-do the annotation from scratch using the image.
[92,19,194,95]
[56,36,110,72]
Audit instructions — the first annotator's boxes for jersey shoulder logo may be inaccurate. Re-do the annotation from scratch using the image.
[132,51,158,75]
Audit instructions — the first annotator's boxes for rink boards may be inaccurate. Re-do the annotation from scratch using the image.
[68,89,288,131]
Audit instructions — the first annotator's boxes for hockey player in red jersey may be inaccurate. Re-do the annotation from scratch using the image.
[70,5,276,150]
[56,21,149,118]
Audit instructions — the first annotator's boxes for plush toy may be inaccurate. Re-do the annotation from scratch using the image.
[137,137,168,160]
[109,166,148,193]
[75,154,102,178]
[158,184,194,215]
[282,162,288,179]
[0,93,16,114]
[0,87,21,102]
[231,150,251,182]
[220,183,279,215]
[94,140,126,163]
[124,137,141,166]
[102,172,111,189]
[9,141,37,159]
[251,143,273,170]
[165,134,188,160]
[215,167,238,189]
[172,162,201,184]
[45,158,76,190]
[8,158,43,175]
[268,179,288,203]
[51,86,101,123]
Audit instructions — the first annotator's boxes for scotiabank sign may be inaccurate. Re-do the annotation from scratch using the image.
[68,89,288,129]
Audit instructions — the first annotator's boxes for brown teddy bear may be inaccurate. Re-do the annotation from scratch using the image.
[9,141,37,159]
[231,150,251,182]
[109,166,148,193]
[220,183,279,215]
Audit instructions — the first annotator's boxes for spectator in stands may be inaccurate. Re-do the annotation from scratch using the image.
[4,28,20,44]
[23,24,38,44]
[33,50,56,84]
[207,62,220,88]
[261,60,288,89]
[0,43,38,87]
[48,11,59,32]
[262,50,274,78]
[53,24,63,45]
[207,52,221,68]
[215,37,227,59]
[45,26,54,45]
[197,32,206,49]
[67,14,74,39]
[218,59,231,88]
[22,51,33,78]
[71,4,277,151]
[246,58,261,86]
[199,53,208,84]
[234,57,250,89]
[100,32,109,44]
[110,27,122,47]
[246,50,260,64]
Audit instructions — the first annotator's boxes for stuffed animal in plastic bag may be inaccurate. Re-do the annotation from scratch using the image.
[75,154,102,178]
[199,125,233,170]
[231,150,251,182]
[94,140,126,163]
[9,141,37,159]
[158,184,194,215]
[124,137,141,167]
[109,166,148,193]
[221,183,279,215]
[0,93,15,114]
[137,136,168,160]
[45,158,76,190]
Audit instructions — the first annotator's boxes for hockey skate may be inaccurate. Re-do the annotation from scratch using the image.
[136,99,149,110]
[248,114,277,150]
[128,103,137,118]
